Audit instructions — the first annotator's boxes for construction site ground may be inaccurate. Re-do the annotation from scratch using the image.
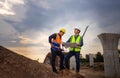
[0,46,104,78]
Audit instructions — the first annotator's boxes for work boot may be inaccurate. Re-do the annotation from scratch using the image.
[53,69,59,74]
[76,71,80,75]
[60,66,65,71]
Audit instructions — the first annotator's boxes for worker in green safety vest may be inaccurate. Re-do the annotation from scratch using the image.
[65,27,83,74]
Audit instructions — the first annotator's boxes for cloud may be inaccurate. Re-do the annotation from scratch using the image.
[37,0,51,9]
[18,29,50,48]
[0,0,120,59]
[87,0,120,33]
[0,8,15,15]
[9,0,24,5]
[18,36,34,44]
[0,20,19,39]
[31,0,70,10]
[0,20,21,47]
[15,0,101,32]
[0,0,15,15]
[0,0,25,16]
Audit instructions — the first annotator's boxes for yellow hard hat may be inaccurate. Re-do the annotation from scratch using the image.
[60,28,66,33]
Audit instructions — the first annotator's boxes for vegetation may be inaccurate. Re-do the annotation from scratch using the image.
[81,49,120,63]
[118,49,120,62]
[94,52,103,62]
[80,52,103,63]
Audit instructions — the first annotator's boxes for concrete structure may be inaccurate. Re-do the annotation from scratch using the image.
[89,53,94,66]
[70,56,76,70]
[98,33,120,78]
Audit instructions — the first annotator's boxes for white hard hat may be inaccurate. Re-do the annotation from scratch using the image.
[74,27,80,31]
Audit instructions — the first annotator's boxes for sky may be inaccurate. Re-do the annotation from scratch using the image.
[0,0,120,62]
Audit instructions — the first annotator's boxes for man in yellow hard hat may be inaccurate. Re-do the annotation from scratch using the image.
[65,27,83,74]
[48,28,66,74]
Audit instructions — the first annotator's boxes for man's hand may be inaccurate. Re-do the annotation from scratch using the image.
[62,42,66,46]
[76,44,80,46]
[50,43,54,47]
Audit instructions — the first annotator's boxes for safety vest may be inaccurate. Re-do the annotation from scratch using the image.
[70,35,81,52]
[52,33,62,44]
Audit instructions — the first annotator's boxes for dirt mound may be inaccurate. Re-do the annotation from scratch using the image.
[0,46,84,78]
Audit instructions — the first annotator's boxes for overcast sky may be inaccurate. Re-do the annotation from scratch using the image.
[0,0,120,62]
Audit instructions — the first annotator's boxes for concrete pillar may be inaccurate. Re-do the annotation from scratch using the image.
[98,33,120,78]
[89,53,94,66]
[70,56,76,70]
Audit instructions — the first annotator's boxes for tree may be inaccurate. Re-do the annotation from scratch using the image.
[118,50,120,62]
[85,54,89,62]
[118,50,120,54]
[80,54,87,63]
[95,52,104,62]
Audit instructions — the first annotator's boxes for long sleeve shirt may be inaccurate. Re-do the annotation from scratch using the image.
[49,33,62,51]
[49,33,56,44]
[49,33,61,44]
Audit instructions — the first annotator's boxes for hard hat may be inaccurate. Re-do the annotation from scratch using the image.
[74,27,80,32]
[60,28,66,33]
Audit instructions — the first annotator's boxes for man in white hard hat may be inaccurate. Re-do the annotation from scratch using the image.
[65,27,83,74]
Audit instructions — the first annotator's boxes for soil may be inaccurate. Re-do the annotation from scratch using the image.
[80,67,104,78]
[0,46,84,78]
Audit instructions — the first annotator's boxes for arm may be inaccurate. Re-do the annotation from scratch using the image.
[80,38,83,47]
[66,36,72,43]
[48,33,56,44]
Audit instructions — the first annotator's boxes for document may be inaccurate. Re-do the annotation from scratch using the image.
[62,42,80,48]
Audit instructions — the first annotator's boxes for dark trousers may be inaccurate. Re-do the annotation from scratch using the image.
[65,51,80,72]
[51,48,64,71]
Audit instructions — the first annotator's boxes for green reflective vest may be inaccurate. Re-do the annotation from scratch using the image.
[70,35,81,52]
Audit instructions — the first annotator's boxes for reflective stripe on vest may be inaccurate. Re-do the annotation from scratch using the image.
[52,34,62,44]
[70,35,81,52]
